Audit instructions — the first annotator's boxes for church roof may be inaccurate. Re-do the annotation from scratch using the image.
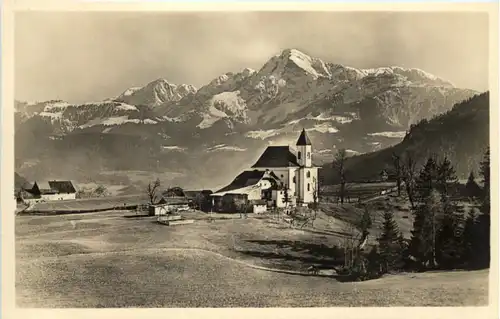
[214,170,266,194]
[296,129,312,146]
[213,170,281,195]
[251,146,300,168]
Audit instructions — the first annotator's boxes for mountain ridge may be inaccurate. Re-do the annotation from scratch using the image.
[15,48,479,189]
[321,91,490,184]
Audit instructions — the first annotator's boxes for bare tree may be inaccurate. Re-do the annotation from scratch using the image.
[234,197,251,219]
[93,185,110,197]
[310,177,320,227]
[165,186,183,197]
[193,192,208,211]
[76,185,110,199]
[401,152,417,209]
[16,189,25,203]
[289,207,315,229]
[332,149,348,204]
[146,178,161,204]
[282,187,291,208]
[392,152,402,196]
[341,222,363,269]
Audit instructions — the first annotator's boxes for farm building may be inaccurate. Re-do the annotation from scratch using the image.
[251,200,267,214]
[211,170,282,213]
[184,190,213,212]
[148,195,190,216]
[22,180,77,203]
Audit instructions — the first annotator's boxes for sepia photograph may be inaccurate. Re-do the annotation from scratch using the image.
[4,3,497,312]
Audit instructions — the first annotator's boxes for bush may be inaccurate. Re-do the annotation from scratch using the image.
[335,249,383,282]
[76,185,110,199]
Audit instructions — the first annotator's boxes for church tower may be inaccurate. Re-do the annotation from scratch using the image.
[295,129,318,205]
[296,128,312,167]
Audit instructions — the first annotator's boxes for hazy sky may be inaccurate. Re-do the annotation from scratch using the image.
[15,11,489,103]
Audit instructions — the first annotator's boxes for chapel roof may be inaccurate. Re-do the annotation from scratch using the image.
[251,146,300,168]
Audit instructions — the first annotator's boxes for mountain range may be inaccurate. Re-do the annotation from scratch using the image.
[15,48,479,190]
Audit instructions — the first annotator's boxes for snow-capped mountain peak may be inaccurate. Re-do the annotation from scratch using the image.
[116,78,197,107]
[360,66,454,87]
[260,48,331,80]
[241,68,256,77]
[119,87,142,98]
[15,48,472,140]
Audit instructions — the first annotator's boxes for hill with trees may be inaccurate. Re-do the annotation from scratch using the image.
[15,172,30,191]
[322,92,489,184]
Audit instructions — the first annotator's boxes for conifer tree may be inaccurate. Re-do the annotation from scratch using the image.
[378,211,402,273]
[465,171,481,200]
[476,147,491,268]
[436,214,460,269]
[333,149,348,204]
[392,152,403,196]
[479,147,490,215]
[409,189,441,269]
[409,156,440,269]
[415,156,439,201]
[359,206,373,239]
[402,152,417,209]
[397,231,409,268]
[436,156,458,198]
[435,157,464,268]
[462,208,478,268]
[366,245,382,275]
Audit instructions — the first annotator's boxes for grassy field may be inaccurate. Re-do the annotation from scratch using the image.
[320,194,414,241]
[321,182,398,202]
[16,210,489,307]
[21,194,148,213]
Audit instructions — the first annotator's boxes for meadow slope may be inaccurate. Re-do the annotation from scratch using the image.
[16,211,489,307]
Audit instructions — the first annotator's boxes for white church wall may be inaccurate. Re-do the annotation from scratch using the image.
[288,168,299,197]
[302,168,319,203]
[298,168,306,203]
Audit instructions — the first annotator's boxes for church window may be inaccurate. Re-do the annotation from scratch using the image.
[307,183,310,191]
[298,151,301,160]
[307,152,311,159]
[306,171,310,178]
[293,176,296,183]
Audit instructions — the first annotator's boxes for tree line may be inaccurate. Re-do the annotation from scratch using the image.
[338,147,490,281]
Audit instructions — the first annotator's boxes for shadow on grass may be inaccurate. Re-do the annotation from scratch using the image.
[239,239,345,270]
[238,240,386,282]
[300,227,353,238]
[123,214,151,218]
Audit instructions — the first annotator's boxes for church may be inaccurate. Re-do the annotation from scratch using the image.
[211,129,319,212]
